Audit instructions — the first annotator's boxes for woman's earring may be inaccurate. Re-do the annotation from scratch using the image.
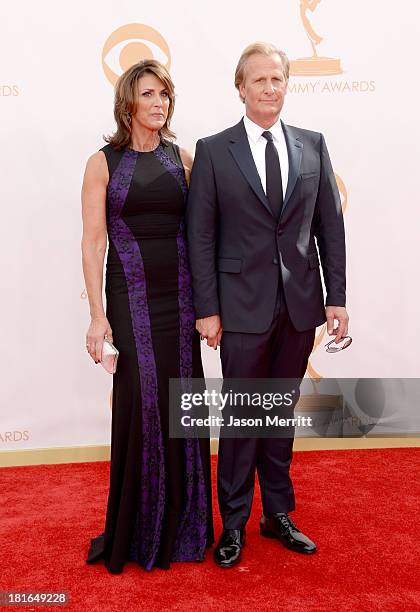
[127,112,132,127]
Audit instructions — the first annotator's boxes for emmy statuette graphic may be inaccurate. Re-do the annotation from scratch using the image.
[290,0,343,76]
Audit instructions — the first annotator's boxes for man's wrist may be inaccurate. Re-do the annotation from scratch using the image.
[325,299,346,308]
[195,307,220,319]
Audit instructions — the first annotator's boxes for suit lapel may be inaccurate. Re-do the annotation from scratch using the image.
[281,121,303,217]
[228,119,273,217]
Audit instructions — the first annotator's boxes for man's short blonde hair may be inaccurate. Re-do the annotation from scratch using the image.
[234,42,290,102]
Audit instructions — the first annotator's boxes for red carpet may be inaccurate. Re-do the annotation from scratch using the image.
[1,448,419,611]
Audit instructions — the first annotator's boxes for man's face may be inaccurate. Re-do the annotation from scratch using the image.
[239,53,287,126]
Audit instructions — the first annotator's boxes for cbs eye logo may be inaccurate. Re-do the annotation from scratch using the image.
[102,23,171,86]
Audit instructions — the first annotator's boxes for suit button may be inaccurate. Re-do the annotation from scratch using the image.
[277,227,283,235]
[273,258,278,265]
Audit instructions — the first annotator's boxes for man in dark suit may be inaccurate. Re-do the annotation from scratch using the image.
[186,42,348,568]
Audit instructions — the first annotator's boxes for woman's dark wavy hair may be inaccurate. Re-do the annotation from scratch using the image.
[104,59,176,149]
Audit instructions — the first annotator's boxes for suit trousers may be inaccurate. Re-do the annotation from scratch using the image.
[218,283,316,530]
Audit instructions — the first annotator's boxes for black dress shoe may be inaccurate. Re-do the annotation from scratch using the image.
[260,513,317,554]
[214,529,245,568]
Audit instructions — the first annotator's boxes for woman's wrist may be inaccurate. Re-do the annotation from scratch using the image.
[90,312,106,321]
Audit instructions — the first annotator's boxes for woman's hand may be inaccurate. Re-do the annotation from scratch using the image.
[86,317,113,364]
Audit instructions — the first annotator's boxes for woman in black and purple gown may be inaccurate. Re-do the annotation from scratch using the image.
[81,59,214,573]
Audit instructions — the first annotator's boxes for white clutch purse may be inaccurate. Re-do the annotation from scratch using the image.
[101,338,119,374]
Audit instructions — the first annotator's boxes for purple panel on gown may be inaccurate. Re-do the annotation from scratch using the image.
[107,149,165,570]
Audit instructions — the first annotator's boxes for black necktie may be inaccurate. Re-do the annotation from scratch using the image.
[262,130,283,218]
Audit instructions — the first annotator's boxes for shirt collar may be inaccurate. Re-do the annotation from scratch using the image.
[243,114,284,144]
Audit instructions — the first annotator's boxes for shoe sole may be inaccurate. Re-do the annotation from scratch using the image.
[260,526,317,554]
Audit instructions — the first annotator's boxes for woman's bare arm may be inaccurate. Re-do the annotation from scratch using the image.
[81,151,112,363]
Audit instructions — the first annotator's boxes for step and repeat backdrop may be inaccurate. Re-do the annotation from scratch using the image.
[1,1,419,450]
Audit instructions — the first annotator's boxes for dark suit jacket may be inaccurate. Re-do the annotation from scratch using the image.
[186,118,346,333]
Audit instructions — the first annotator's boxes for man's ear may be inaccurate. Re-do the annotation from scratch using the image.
[239,82,246,103]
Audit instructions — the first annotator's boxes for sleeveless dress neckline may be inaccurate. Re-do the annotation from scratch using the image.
[126,145,161,154]
[126,141,168,154]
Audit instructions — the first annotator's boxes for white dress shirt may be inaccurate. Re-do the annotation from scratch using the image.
[243,114,289,198]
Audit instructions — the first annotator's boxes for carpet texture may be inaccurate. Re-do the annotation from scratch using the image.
[1,448,419,611]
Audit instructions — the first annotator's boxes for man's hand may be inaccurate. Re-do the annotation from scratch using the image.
[196,315,222,350]
[325,306,349,344]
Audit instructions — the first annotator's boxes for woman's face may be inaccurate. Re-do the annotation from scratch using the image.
[132,72,171,131]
